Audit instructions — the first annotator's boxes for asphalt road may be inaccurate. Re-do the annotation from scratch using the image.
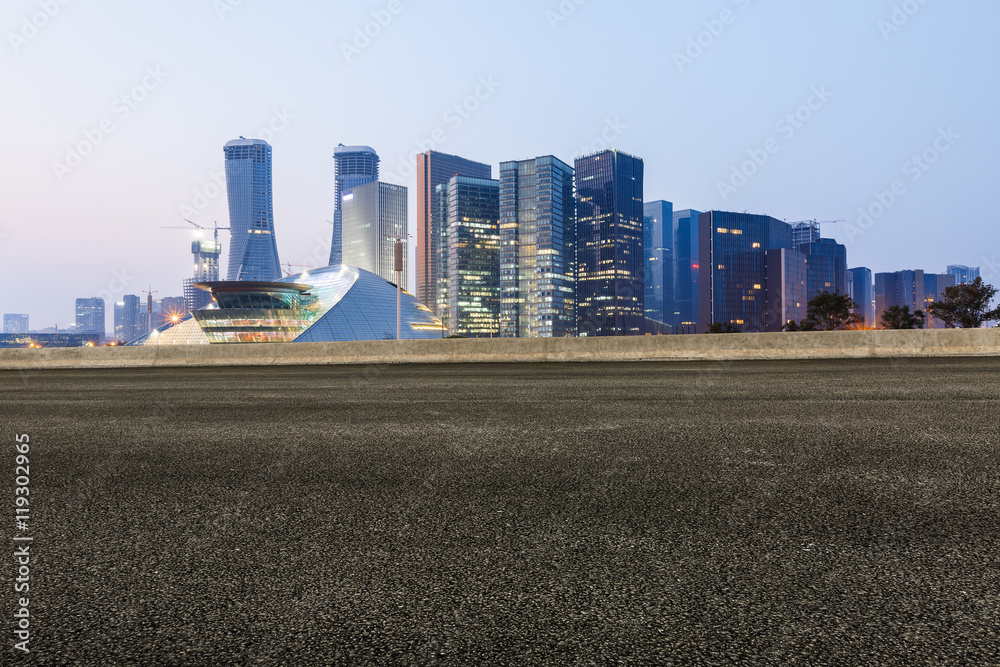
[2,358,999,665]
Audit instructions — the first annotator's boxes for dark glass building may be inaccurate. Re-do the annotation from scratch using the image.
[436,176,501,337]
[499,156,576,338]
[416,151,491,315]
[329,145,379,266]
[575,150,645,337]
[765,248,808,331]
[848,267,875,326]
[799,238,848,301]
[643,200,673,327]
[672,208,702,332]
[698,211,793,332]
[875,270,954,328]
[224,138,281,281]
[341,181,408,289]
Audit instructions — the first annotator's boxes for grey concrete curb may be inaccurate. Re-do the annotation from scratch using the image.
[1,329,999,370]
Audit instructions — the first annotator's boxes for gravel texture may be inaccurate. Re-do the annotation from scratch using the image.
[2,358,1000,665]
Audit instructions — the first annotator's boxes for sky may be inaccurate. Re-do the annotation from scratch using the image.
[2,0,998,332]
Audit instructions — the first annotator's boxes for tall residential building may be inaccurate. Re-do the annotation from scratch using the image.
[499,156,576,338]
[672,208,702,331]
[341,181,408,288]
[799,238,848,301]
[698,211,793,332]
[643,200,673,326]
[947,265,980,285]
[113,302,125,340]
[224,138,280,281]
[435,176,501,337]
[329,145,379,266]
[416,151,492,314]
[575,150,645,337]
[75,297,106,339]
[848,267,875,326]
[3,314,29,334]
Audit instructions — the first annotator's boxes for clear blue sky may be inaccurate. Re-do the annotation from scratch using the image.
[2,0,997,331]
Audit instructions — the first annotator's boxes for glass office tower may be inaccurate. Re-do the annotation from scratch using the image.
[434,176,502,337]
[672,208,702,332]
[874,269,954,327]
[75,297,106,340]
[643,200,673,326]
[329,145,380,266]
[698,211,793,332]
[848,267,875,326]
[341,181,408,289]
[499,156,576,338]
[799,238,849,301]
[416,151,492,314]
[575,150,645,337]
[224,138,281,281]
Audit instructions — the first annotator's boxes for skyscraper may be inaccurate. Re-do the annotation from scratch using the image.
[75,298,106,340]
[575,150,645,337]
[416,151,491,314]
[791,221,821,248]
[672,208,702,331]
[947,265,980,285]
[499,156,576,338]
[765,248,809,331]
[184,233,223,311]
[698,211,793,332]
[848,267,875,326]
[329,145,380,266]
[3,314,28,334]
[643,200,673,326]
[224,138,280,281]
[121,294,145,341]
[799,238,848,301]
[437,176,501,337]
[341,181,408,288]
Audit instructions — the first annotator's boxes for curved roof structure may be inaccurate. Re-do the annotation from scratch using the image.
[128,265,444,345]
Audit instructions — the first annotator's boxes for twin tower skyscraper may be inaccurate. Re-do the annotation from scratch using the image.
[223,139,397,285]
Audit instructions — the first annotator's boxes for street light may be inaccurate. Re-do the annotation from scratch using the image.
[385,233,411,340]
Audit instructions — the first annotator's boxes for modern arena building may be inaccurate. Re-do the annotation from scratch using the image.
[129,265,444,346]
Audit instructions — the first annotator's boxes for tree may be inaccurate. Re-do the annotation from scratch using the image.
[926,277,1000,328]
[880,305,925,330]
[707,322,741,334]
[784,291,861,332]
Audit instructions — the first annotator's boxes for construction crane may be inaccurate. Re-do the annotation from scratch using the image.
[161,220,231,240]
[281,263,312,277]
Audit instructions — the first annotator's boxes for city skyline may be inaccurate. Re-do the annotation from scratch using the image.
[3,1,997,330]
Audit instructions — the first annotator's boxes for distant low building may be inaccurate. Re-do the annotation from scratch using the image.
[3,314,29,334]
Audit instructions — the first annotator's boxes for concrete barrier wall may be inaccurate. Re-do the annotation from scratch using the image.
[1,329,999,371]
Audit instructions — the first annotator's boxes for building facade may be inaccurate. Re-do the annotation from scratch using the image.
[341,181,408,289]
[436,176,501,337]
[698,211,793,332]
[799,238,848,301]
[765,248,809,331]
[946,265,980,285]
[499,156,576,338]
[224,138,281,281]
[3,314,28,334]
[848,267,875,326]
[575,150,645,337]
[874,270,955,328]
[415,151,492,314]
[75,297,106,340]
[185,234,223,311]
[329,145,379,266]
[672,208,702,332]
[643,200,673,326]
